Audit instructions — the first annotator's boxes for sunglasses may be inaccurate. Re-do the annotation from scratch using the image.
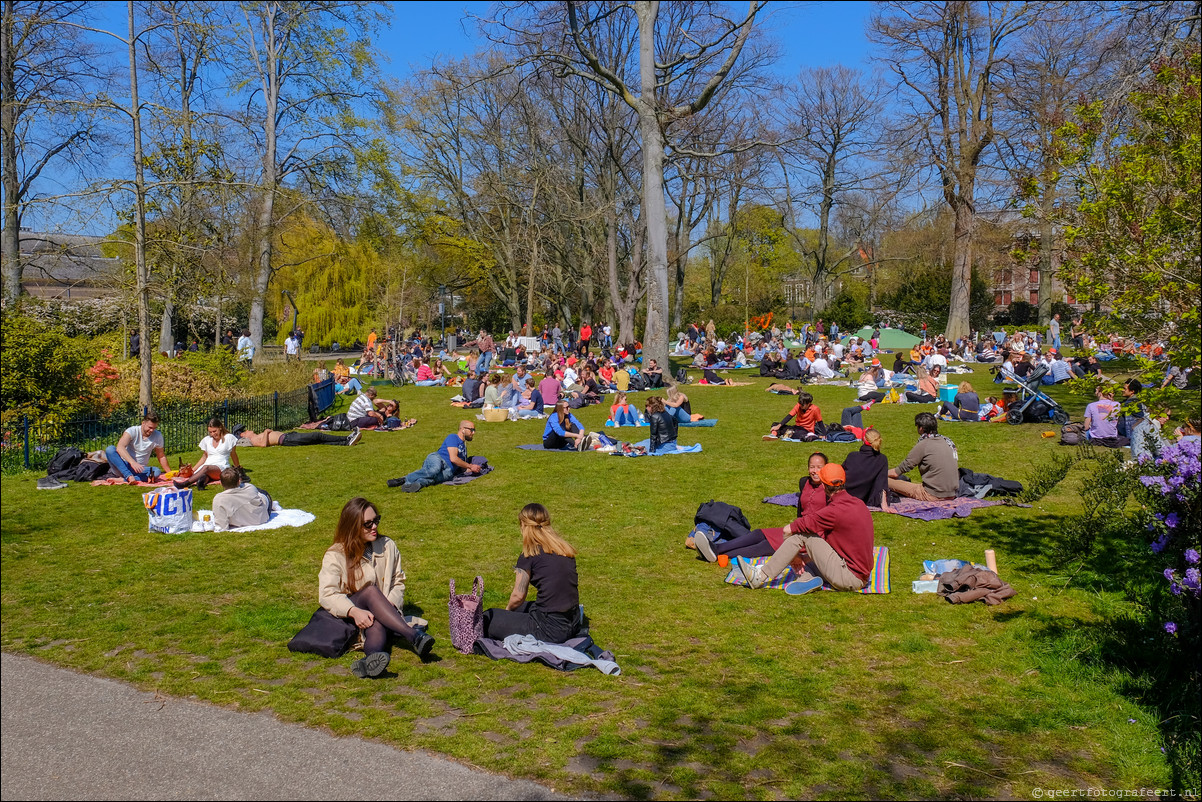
[362,516,382,530]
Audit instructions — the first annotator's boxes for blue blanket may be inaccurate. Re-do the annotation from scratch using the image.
[604,418,717,428]
[517,444,576,451]
[618,439,703,457]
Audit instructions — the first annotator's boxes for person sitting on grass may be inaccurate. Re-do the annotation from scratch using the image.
[1083,386,1123,444]
[642,358,665,388]
[537,372,562,411]
[481,503,583,643]
[842,428,891,510]
[664,384,705,422]
[331,359,363,396]
[412,358,447,386]
[857,364,887,403]
[238,427,362,448]
[695,453,831,563]
[174,418,241,490]
[348,387,387,428]
[905,365,941,403]
[736,463,874,593]
[388,420,481,492]
[608,391,641,426]
[105,412,170,484]
[645,396,679,453]
[938,381,981,421]
[765,390,823,440]
[319,497,435,679]
[211,467,272,531]
[543,402,586,450]
[887,412,960,501]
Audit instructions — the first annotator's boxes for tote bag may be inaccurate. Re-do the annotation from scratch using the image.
[287,608,358,658]
[448,576,484,653]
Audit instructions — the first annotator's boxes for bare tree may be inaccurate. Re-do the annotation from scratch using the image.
[1,0,103,305]
[871,1,1038,340]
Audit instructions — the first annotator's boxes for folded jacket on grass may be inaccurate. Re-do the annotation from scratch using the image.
[444,456,493,485]
[473,633,620,675]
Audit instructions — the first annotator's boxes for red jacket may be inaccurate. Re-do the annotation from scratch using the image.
[795,490,874,582]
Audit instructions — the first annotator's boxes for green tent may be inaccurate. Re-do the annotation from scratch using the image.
[853,327,921,351]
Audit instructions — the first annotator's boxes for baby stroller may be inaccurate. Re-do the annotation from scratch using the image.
[995,364,1070,426]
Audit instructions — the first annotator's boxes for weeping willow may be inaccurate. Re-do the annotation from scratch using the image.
[272,217,377,348]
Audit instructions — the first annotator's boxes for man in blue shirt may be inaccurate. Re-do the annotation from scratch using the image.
[390,421,480,492]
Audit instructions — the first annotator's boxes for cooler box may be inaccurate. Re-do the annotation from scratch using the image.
[938,385,958,404]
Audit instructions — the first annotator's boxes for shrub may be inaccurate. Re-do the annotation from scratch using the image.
[0,313,98,419]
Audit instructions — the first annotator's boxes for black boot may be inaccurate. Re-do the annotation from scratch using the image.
[410,631,435,659]
[196,473,211,490]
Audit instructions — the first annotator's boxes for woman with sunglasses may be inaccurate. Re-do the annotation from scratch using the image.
[319,497,435,678]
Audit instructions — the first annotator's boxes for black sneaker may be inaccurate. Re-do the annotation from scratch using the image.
[386,478,404,488]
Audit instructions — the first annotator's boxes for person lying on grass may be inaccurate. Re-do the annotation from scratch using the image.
[765,390,823,440]
[695,452,830,564]
[482,503,583,643]
[543,402,586,450]
[173,418,241,490]
[319,496,435,679]
[888,412,959,501]
[736,463,874,594]
[238,427,363,448]
[389,420,480,492]
[211,467,272,531]
[664,384,705,422]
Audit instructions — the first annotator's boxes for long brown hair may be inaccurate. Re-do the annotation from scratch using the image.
[329,497,378,593]
[519,503,576,558]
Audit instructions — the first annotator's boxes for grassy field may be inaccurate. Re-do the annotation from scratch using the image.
[0,362,1175,799]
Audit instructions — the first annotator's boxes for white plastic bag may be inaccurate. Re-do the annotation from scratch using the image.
[142,487,194,534]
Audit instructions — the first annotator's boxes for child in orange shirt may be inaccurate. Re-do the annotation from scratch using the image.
[765,391,823,440]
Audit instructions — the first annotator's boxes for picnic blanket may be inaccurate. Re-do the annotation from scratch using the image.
[91,476,174,488]
[604,418,718,428]
[473,634,620,675]
[762,493,1006,520]
[723,548,891,593]
[191,506,316,532]
[616,439,703,457]
[517,443,577,452]
[445,456,493,485]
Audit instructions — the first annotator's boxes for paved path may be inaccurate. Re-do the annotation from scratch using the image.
[1,652,568,800]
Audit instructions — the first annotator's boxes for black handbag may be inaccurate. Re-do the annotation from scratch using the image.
[287,608,358,657]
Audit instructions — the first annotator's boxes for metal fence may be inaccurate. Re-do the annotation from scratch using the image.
[1,379,335,474]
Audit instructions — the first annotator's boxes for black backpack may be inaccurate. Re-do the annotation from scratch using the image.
[69,460,112,482]
[674,367,688,384]
[694,500,751,540]
[47,447,84,476]
[628,372,648,392]
[326,412,352,431]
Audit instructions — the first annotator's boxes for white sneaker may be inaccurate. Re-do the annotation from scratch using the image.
[693,530,717,562]
[346,427,362,447]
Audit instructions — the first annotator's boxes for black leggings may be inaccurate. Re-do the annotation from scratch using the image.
[280,431,349,446]
[906,391,935,403]
[713,529,774,559]
[857,391,886,403]
[347,584,418,655]
[543,422,580,450]
[483,600,578,643]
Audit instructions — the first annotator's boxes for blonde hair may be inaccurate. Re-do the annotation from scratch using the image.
[958,381,974,393]
[863,428,883,450]
[519,503,576,558]
[665,384,681,402]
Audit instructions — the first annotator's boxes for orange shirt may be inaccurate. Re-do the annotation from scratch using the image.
[788,403,823,432]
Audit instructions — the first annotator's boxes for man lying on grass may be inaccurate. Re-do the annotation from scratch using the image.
[736,463,874,594]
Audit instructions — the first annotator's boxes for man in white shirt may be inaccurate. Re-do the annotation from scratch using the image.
[809,356,836,379]
[284,332,300,363]
[105,413,171,483]
[926,351,948,372]
[831,341,845,360]
[237,329,255,370]
[348,387,386,427]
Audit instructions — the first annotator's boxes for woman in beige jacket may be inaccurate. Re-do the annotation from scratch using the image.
[319,497,435,678]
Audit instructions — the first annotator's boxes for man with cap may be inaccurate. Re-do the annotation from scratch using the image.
[737,464,875,594]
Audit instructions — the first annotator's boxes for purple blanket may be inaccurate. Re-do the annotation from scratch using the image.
[762,492,1005,521]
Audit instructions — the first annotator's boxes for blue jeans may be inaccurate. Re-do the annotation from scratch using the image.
[105,445,159,481]
[415,378,445,386]
[613,406,641,426]
[404,453,455,489]
[336,378,363,394]
[666,405,691,423]
[478,352,494,373]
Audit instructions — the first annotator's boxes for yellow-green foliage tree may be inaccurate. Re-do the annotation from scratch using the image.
[272,216,376,349]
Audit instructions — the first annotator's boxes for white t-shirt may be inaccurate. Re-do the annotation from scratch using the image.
[832,343,845,359]
[563,367,579,386]
[348,394,374,420]
[927,353,948,371]
[810,358,834,379]
[122,425,164,465]
[198,433,238,470]
[237,335,255,359]
[285,337,299,355]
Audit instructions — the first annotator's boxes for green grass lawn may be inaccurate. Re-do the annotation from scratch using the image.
[0,364,1174,798]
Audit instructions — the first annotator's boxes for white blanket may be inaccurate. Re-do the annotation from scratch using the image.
[191,505,316,533]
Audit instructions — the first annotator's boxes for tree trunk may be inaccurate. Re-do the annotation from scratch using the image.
[1,0,21,305]
[1037,183,1056,323]
[249,11,279,353]
[637,4,669,371]
[946,197,974,341]
[525,238,537,335]
[159,297,175,353]
[129,2,152,408]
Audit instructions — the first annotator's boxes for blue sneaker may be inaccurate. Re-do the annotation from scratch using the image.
[784,576,824,595]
